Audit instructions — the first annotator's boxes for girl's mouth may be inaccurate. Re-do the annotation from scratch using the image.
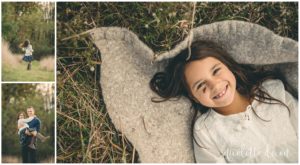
[213,85,228,100]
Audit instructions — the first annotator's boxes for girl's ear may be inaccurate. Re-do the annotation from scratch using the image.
[188,93,199,103]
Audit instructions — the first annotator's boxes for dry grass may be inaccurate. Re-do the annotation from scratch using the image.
[57,59,138,163]
[2,155,22,163]
[2,40,22,68]
[2,155,54,163]
[39,56,55,71]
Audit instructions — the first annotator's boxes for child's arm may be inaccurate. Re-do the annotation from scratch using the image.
[17,120,24,129]
[29,45,34,53]
[21,116,35,123]
[262,79,298,135]
[193,122,226,163]
[285,90,298,135]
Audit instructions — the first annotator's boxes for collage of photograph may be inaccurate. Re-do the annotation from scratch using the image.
[1,1,299,164]
[1,1,55,163]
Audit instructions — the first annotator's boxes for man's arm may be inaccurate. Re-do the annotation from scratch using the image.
[20,116,35,123]
[36,118,41,132]
[27,117,41,132]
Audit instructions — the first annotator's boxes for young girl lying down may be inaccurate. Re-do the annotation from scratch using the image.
[150,40,298,163]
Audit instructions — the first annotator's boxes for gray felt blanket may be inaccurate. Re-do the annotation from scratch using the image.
[90,20,298,163]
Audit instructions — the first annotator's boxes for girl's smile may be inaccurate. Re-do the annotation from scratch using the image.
[212,84,228,100]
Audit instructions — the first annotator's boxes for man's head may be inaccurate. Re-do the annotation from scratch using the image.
[27,106,35,117]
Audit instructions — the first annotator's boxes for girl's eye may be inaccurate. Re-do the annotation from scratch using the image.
[213,68,221,75]
[197,83,207,93]
[197,82,205,90]
[202,87,206,93]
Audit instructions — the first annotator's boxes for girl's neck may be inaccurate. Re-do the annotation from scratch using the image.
[213,90,251,116]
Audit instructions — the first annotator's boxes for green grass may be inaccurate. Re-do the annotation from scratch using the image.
[57,2,298,163]
[2,61,54,81]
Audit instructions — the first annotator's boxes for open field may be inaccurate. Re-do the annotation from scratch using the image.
[2,41,54,81]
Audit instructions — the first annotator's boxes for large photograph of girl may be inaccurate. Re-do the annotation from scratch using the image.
[2,83,55,163]
[2,2,55,81]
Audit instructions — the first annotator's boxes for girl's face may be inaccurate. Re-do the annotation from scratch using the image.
[184,57,237,108]
[19,113,25,119]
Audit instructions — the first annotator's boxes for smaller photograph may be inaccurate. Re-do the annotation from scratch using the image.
[2,83,55,163]
[2,2,55,81]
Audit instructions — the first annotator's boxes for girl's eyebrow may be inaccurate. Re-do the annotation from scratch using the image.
[192,63,221,89]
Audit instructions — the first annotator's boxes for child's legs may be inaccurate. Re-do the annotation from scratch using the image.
[37,132,47,137]
[30,130,37,136]
[28,136,36,149]
[27,63,31,70]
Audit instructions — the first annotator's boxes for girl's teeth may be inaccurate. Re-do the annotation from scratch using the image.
[214,86,227,99]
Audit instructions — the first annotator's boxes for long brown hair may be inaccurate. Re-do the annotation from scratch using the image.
[150,40,297,143]
[21,40,30,48]
[17,112,26,120]
[17,112,27,131]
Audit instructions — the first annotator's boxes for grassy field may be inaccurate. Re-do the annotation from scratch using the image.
[2,61,54,81]
[2,41,54,81]
[57,2,297,163]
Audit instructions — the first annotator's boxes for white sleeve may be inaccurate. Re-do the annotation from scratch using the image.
[284,90,298,135]
[21,116,34,123]
[29,45,34,52]
[193,122,226,163]
[263,79,298,135]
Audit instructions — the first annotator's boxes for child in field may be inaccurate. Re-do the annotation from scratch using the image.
[150,40,298,163]
[19,39,34,70]
[17,112,50,149]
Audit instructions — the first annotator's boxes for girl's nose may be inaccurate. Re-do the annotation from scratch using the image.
[206,78,219,90]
